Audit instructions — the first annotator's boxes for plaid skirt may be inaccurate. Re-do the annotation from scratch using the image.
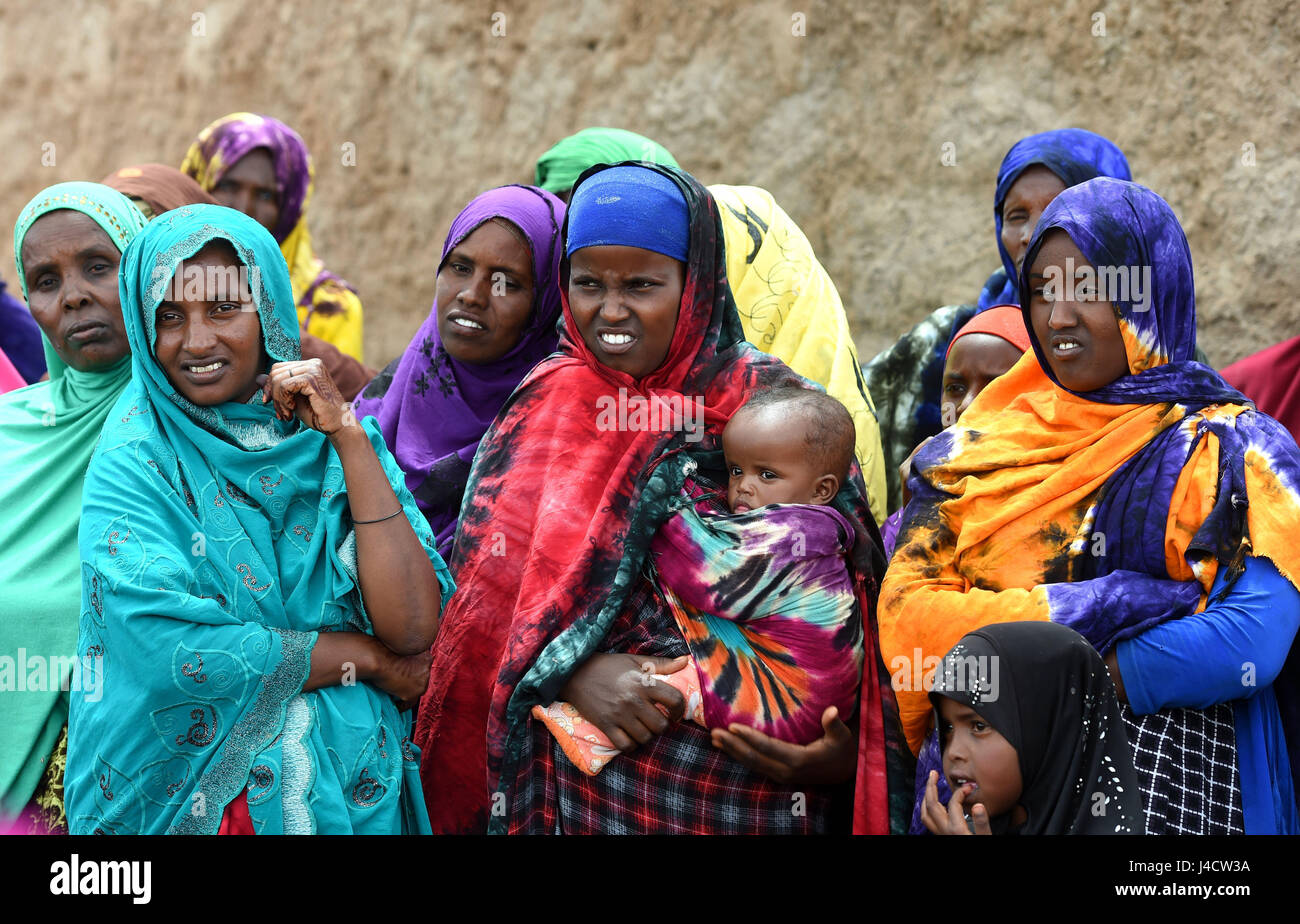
[506,579,844,834]
[1121,703,1244,835]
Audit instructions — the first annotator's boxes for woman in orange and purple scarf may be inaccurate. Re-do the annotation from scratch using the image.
[881,177,1300,835]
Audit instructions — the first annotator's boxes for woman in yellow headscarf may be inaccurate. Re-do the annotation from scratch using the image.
[534,130,888,522]
[181,112,364,361]
[710,184,887,521]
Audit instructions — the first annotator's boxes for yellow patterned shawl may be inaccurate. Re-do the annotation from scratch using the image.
[710,184,887,523]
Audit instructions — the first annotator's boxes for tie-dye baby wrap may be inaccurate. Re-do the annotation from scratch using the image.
[882,178,1300,756]
[536,485,864,774]
[651,489,864,743]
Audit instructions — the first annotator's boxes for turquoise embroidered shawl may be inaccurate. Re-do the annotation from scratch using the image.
[65,205,450,834]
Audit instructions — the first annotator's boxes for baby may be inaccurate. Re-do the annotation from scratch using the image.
[534,387,865,774]
[723,385,854,513]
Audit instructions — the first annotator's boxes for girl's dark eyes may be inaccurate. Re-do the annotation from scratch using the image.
[972,720,988,732]
[759,470,778,480]
[944,383,967,396]
[728,465,742,477]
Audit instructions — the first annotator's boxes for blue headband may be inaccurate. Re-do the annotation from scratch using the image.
[565,164,689,262]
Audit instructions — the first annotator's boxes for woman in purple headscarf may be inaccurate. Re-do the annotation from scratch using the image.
[353,185,566,560]
[887,177,1300,835]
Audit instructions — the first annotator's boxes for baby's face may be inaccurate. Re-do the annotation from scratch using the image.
[722,409,834,513]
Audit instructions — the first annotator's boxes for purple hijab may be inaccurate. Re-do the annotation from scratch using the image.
[180,113,311,244]
[354,185,566,558]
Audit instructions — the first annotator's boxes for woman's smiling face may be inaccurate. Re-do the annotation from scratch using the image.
[21,210,130,373]
[153,240,265,406]
[568,245,683,379]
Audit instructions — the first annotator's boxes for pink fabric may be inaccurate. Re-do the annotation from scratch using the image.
[0,348,24,394]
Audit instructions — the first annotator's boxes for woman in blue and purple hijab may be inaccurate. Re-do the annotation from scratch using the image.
[884,177,1300,835]
[866,128,1133,511]
[977,128,1132,309]
[353,185,566,560]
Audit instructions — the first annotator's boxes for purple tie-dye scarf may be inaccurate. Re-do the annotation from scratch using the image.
[1026,178,1300,794]
[649,487,864,744]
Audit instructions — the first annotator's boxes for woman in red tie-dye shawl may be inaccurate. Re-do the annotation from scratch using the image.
[414,163,910,834]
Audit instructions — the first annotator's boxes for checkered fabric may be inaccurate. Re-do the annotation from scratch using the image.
[1120,703,1243,835]
[505,578,846,834]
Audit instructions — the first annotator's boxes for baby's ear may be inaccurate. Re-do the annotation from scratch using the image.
[814,474,839,503]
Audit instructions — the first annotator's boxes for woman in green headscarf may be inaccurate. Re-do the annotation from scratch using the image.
[535,127,680,203]
[0,183,147,832]
[65,204,450,834]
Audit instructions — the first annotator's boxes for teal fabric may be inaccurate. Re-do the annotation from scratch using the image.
[65,204,450,834]
[0,183,146,817]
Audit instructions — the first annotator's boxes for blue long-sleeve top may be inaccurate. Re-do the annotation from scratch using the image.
[1116,555,1300,834]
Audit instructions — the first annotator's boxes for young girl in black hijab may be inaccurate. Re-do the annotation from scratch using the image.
[921,622,1143,835]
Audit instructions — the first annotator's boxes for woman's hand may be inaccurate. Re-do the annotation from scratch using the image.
[371,646,433,711]
[261,358,354,436]
[558,653,689,752]
[709,706,856,785]
[920,769,992,835]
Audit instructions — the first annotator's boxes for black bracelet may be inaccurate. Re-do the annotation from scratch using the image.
[352,508,404,525]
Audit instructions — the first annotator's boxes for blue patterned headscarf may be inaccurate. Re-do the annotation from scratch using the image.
[65,204,450,834]
[978,128,1132,309]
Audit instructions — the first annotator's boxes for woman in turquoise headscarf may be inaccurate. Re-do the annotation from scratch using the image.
[0,183,147,833]
[65,203,451,834]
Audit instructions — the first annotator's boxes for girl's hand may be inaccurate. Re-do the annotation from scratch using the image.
[710,706,856,785]
[920,769,992,835]
[261,358,354,436]
[558,653,689,752]
[372,646,433,711]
